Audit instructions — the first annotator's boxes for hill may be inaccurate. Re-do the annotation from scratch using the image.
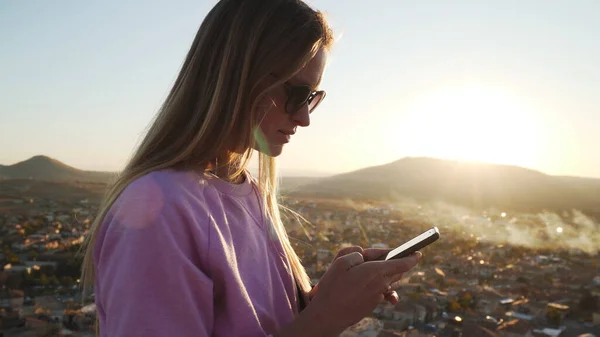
[289,157,600,215]
[3,155,599,216]
[0,155,115,183]
[0,156,326,184]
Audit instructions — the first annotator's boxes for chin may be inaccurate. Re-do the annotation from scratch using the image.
[267,145,284,157]
[254,145,284,157]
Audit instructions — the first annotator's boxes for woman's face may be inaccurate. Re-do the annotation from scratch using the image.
[254,49,328,157]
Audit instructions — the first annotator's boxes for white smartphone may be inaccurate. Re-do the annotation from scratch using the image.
[378,227,440,261]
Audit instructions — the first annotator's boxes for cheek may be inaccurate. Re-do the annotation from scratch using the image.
[258,95,286,133]
[259,108,285,135]
[257,92,284,116]
[267,88,287,113]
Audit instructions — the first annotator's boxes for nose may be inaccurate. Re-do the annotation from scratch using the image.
[292,104,310,127]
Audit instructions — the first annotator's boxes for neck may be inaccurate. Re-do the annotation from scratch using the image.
[208,161,245,185]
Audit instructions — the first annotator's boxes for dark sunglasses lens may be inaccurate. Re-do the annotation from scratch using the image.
[287,86,312,113]
[308,91,325,112]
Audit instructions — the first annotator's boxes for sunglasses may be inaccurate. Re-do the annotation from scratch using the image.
[282,81,326,114]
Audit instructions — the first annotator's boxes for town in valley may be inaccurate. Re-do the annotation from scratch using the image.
[0,171,598,337]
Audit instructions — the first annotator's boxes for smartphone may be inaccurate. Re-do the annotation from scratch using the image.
[378,227,440,261]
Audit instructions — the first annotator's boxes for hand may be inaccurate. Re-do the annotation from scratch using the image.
[332,246,390,261]
[305,251,422,335]
[310,246,401,304]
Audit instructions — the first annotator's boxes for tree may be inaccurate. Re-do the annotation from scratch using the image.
[60,276,74,288]
[459,293,473,309]
[448,300,461,312]
[23,222,38,236]
[408,292,421,301]
[7,252,20,264]
[27,249,39,261]
[546,307,561,327]
[23,270,35,287]
[48,275,59,287]
[0,271,8,285]
[579,290,599,313]
[39,273,49,286]
[6,273,23,289]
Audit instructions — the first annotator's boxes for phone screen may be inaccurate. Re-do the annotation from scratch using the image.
[381,227,440,261]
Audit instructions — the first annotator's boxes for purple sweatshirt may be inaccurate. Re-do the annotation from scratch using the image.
[93,170,302,337]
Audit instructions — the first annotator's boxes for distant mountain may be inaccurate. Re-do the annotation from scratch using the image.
[247,167,332,178]
[0,155,323,185]
[0,155,115,183]
[289,157,600,215]
[4,156,599,216]
[280,176,321,191]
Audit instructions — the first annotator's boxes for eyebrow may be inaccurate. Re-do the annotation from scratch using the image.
[289,75,320,91]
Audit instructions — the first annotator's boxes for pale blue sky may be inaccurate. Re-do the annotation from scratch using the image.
[1,0,599,178]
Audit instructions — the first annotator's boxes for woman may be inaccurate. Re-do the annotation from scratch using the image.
[81,0,422,336]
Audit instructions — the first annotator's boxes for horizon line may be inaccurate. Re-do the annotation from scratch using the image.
[2,154,600,180]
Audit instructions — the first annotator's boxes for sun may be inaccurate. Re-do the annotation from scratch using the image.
[402,84,541,168]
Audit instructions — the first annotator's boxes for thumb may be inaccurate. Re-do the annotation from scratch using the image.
[383,252,422,276]
[334,246,363,260]
[362,248,391,261]
[336,251,364,271]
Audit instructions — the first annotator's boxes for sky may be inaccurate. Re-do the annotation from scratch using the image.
[1,0,599,178]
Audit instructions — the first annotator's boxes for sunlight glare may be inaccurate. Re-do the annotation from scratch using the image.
[403,84,541,168]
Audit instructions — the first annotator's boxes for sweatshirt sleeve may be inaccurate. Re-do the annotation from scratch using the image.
[94,181,214,337]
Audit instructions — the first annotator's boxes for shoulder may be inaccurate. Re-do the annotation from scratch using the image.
[117,169,202,207]
[107,169,218,225]
[100,169,226,247]
[97,170,220,270]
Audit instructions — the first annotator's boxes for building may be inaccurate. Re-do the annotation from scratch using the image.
[495,319,533,337]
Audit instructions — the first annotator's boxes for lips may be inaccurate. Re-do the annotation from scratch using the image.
[278,130,295,143]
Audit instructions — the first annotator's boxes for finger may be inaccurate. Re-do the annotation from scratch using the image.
[380,274,404,289]
[334,246,363,260]
[362,248,391,261]
[383,252,422,276]
[388,279,403,290]
[384,291,399,305]
[336,251,364,270]
[375,292,386,305]
[379,282,392,294]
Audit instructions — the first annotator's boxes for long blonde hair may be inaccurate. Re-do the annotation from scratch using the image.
[80,0,334,298]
